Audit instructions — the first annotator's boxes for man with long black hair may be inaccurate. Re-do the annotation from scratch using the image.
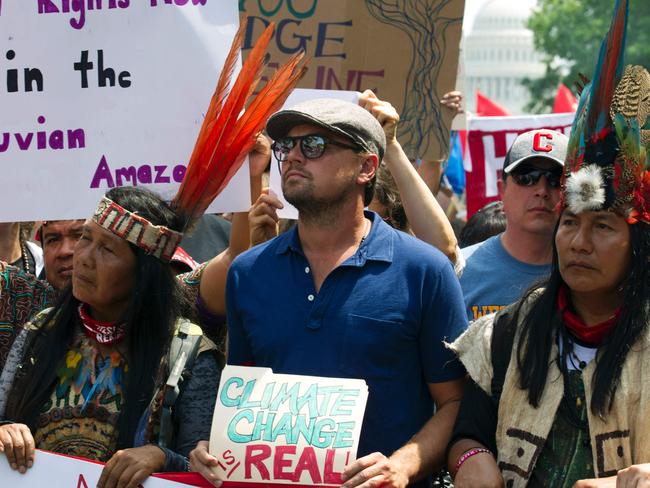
[447,0,650,485]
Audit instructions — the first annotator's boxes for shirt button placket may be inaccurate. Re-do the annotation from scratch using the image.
[304,266,314,302]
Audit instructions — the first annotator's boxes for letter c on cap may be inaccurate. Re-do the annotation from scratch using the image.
[533,132,553,152]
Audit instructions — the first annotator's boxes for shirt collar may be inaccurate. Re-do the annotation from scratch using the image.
[275,211,394,265]
[275,222,303,256]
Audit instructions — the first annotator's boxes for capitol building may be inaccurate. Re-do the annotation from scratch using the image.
[464,0,546,114]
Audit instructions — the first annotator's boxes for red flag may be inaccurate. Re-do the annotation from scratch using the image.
[476,89,511,116]
[552,83,578,113]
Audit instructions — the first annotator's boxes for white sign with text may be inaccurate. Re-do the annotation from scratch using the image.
[209,365,368,485]
[0,450,193,488]
[0,0,248,222]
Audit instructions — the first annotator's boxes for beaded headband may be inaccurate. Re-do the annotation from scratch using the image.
[89,20,305,262]
[92,197,182,263]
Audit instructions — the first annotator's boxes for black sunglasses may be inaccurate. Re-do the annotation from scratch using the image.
[272,134,361,162]
[510,167,562,188]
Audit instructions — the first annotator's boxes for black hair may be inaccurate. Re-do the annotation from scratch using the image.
[372,163,409,232]
[18,222,35,243]
[357,147,377,207]
[515,218,650,417]
[7,186,191,449]
[459,201,506,247]
[364,175,377,207]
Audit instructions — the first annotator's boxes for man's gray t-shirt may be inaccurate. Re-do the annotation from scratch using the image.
[460,234,551,321]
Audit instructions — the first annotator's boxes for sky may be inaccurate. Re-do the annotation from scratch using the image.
[463,0,491,35]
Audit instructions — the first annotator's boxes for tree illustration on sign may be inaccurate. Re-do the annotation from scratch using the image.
[366,0,462,159]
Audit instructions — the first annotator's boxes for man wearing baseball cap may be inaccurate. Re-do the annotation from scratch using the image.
[192,95,468,488]
[460,129,568,321]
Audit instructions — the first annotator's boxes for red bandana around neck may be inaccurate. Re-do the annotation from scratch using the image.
[78,304,126,345]
[557,285,622,346]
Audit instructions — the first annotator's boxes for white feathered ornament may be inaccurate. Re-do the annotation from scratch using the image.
[565,165,606,214]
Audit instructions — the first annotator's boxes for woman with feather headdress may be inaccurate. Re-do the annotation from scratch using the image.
[446,1,650,486]
[0,19,306,488]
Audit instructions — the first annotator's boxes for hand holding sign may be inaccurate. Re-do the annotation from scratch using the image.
[249,133,273,180]
[248,132,273,207]
[341,452,409,488]
[441,91,464,115]
[358,89,399,144]
[206,366,369,486]
[0,423,35,474]
[189,441,223,488]
[97,445,166,488]
[0,449,199,488]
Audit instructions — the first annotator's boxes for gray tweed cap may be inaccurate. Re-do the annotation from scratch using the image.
[266,98,386,160]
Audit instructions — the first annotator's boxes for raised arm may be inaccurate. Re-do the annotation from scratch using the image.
[358,90,459,263]
[416,91,463,197]
[196,134,271,317]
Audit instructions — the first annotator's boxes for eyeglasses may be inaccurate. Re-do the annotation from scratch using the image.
[272,134,361,162]
[510,167,562,188]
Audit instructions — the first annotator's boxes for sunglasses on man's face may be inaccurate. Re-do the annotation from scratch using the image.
[272,134,361,162]
[510,166,562,189]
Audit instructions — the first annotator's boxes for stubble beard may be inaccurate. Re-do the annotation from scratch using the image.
[283,177,357,227]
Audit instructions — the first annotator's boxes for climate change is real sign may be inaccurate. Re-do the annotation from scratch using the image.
[210,366,368,486]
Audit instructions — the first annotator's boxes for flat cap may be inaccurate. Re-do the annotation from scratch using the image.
[266,98,386,160]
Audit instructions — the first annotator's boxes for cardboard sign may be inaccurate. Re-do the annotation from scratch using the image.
[464,113,575,217]
[240,0,465,161]
[0,450,194,488]
[209,366,368,486]
[0,1,250,222]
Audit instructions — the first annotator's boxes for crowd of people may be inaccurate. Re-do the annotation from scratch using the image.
[0,2,649,488]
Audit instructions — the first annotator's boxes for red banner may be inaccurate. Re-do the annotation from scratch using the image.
[0,450,332,488]
[464,114,575,217]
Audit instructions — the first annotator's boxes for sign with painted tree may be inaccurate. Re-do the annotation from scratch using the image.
[240,0,466,161]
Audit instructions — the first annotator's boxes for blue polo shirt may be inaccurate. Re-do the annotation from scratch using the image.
[226,212,467,459]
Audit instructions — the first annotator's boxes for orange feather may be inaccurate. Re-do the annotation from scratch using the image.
[172,18,307,223]
[187,23,244,168]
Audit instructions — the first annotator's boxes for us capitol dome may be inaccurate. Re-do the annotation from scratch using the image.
[464,0,545,114]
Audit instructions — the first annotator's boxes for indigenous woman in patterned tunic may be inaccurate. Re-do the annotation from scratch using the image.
[0,186,222,487]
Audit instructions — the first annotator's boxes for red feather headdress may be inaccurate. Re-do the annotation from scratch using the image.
[93,18,307,261]
[172,19,307,223]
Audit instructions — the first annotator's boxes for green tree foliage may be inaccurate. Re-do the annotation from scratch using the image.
[523,0,650,113]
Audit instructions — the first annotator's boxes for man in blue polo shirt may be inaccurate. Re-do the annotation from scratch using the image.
[192,95,467,488]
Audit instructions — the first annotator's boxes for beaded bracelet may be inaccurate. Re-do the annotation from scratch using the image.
[455,447,493,473]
